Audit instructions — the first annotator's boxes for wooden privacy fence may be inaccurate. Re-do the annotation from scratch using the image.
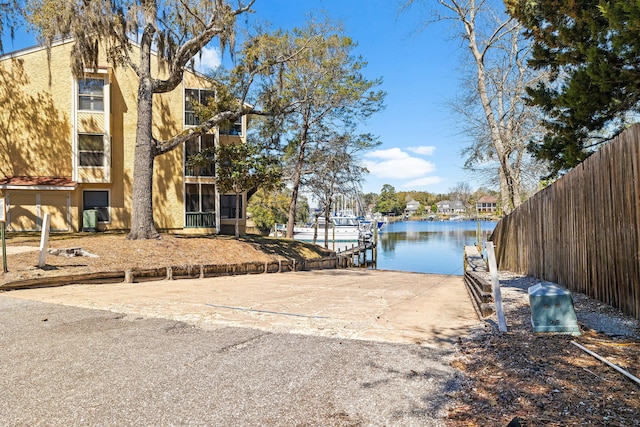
[491,124,640,320]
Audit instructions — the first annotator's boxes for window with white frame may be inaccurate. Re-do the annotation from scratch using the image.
[78,134,105,167]
[78,78,105,111]
[83,190,110,222]
[185,88,215,126]
[220,194,243,219]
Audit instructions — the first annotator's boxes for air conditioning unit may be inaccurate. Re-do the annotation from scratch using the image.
[82,209,97,232]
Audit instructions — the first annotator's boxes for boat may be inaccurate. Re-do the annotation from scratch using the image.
[294,213,372,243]
[371,213,387,233]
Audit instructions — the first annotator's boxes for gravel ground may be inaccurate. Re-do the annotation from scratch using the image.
[0,296,461,426]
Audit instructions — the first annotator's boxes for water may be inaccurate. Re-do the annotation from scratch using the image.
[376,220,497,275]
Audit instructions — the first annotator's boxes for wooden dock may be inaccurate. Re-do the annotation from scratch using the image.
[336,242,376,268]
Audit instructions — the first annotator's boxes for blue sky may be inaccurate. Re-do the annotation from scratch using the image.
[1,0,480,195]
[240,0,472,195]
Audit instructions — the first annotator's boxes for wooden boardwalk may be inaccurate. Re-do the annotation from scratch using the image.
[336,242,376,268]
[463,245,486,273]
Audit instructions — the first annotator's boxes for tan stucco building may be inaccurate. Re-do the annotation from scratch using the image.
[0,39,246,235]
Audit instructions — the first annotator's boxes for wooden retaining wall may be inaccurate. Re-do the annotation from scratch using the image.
[123,257,339,282]
[463,246,494,319]
[1,255,342,290]
[491,124,640,320]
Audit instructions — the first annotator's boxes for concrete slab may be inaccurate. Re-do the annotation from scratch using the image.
[3,269,480,347]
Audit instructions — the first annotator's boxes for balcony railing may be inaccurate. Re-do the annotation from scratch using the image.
[185,212,216,228]
[184,163,215,177]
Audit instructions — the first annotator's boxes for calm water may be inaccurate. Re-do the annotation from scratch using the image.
[376,220,497,275]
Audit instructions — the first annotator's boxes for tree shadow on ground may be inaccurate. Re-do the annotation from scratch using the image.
[239,235,334,262]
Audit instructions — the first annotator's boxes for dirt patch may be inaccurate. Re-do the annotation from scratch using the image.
[0,233,333,285]
[446,273,640,427]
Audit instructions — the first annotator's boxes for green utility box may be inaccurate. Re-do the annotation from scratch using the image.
[82,209,97,232]
[528,281,580,335]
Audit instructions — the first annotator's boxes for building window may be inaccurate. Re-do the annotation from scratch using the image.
[220,194,243,219]
[185,184,215,228]
[219,117,243,136]
[184,134,215,176]
[185,88,215,126]
[83,190,110,222]
[185,184,216,213]
[78,78,105,111]
[78,134,104,167]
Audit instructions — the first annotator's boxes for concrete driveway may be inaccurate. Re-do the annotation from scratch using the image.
[1,269,480,425]
[3,269,478,347]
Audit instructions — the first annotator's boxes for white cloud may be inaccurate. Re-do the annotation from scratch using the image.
[407,145,436,156]
[366,147,410,160]
[364,148,436,179]
[194,46,222,73]
[401,176,443,188]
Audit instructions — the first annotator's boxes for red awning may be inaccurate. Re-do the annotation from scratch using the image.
[0,176,78,190]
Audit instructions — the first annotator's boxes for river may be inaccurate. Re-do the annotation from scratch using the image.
[375,220,497,275]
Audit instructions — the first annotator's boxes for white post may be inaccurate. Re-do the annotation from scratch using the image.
[486,241,507,332]
[38,213,51,268]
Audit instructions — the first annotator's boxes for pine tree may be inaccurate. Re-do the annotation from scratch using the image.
[507,0,640,176]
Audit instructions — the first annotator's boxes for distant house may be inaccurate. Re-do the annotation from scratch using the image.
[476,196,498,213]
[451,200,466,213]
[436,200,451,213]
[436,200,466,214]
[404,199,421,217]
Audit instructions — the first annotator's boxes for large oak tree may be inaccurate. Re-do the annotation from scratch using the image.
[27,0,255,239]
[0,0,19,52]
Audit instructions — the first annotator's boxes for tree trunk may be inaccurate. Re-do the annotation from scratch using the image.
[127,18,159,240]
[127,75,160,240]
[312,213,319,245]
[498,166,512,215]
[463,8,522,214]
[324,199,332,249]
[286,123,309,239]
[234,192,240,239]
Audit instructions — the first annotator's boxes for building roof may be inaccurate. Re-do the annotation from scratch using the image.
[477,195,498,204]
[0,176,78,190]
[0,37,214,83]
